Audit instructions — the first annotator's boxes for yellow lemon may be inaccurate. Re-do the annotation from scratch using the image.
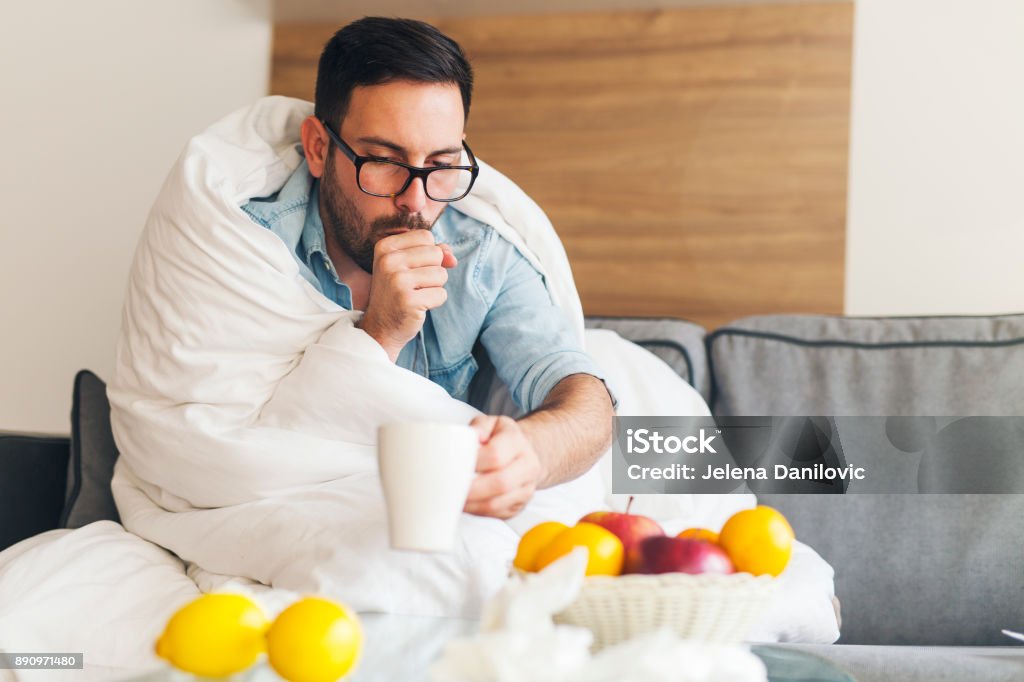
[155,593,269,679]
[513,521,569,571]
[533,522,624,576]
[266,596,362,682]
[719,505,795,577]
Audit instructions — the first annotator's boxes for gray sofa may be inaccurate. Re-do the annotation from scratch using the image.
[2,313,1023,681]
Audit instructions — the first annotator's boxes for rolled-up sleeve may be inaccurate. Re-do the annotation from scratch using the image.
[477,240,612,413]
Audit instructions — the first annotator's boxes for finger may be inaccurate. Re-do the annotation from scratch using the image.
[465,482,535,519]
[374,228,436,256]
[466,459,527,502]
[409,286,447,311]
[475,445,513,473]
[406,265,448,289]
[377,245,446,272]
[475,427,522,472]
[470,415,500,443]
[439,243,458,268]
[391,266,447,292]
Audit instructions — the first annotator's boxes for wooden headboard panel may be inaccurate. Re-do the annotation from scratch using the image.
[272,3,853,329]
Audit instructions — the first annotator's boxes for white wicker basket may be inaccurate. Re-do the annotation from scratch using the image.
[553,572,777,650]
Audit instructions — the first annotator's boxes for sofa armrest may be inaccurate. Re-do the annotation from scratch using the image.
[0,431,70,553]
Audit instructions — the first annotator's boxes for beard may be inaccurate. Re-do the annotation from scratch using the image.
[320,157,435,273]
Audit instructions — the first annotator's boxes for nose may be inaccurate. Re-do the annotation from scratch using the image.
[395,175,430,214]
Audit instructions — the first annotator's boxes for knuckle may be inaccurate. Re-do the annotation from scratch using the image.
[492,475,511,496]
[398,290,416,308]
[380,252,403,272]
[392,271,411,289]
[494,450,513,470]
[405,230,430,247]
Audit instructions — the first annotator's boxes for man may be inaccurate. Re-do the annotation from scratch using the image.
[241,17,615,520]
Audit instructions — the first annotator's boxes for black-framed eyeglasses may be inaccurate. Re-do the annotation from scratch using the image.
[319,118,479,202]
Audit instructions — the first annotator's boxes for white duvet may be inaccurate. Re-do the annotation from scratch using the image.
[0,97,838,680]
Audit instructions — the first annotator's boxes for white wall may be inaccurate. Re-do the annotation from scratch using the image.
[0,1,271,433]
[845,0,1024,315]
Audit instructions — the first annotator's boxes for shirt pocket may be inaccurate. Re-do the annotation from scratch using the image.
[428,353,479,403]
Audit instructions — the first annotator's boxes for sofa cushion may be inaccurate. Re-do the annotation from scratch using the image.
[760,493,1024,646]
[60,370,120,528]
[0,432,69,552]
[585,316,709,401]
[709,313,1024,646]
[707,313,1024,416]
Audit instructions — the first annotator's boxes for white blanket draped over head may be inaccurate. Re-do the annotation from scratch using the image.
[0,96,838,678]
[108,95,599,617]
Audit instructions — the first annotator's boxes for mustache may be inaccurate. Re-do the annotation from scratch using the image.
[371,214,433,233]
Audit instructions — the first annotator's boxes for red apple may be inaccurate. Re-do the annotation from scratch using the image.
[580,498,664,574]
[634,536,735,575]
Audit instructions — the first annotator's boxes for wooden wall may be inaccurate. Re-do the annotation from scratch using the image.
[272,3,853,329]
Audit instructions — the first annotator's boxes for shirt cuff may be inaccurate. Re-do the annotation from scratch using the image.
[517,350,618,413]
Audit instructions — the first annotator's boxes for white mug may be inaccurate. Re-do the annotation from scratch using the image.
[377,422,480,552]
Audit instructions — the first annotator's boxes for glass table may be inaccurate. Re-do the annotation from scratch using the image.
[118,613,855,682]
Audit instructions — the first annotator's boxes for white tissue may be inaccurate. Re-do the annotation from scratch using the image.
[430,627,594,682]
[433,548,593,682]
[577,629,767,682]
[430,549,767,682]
[480,547,588,633]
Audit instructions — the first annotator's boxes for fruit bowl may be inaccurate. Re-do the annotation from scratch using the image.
[553,572,777,650]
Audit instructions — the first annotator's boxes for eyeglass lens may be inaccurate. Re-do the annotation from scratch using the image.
[359,162,473,201]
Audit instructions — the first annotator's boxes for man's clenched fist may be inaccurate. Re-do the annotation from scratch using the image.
[357,229,456,362]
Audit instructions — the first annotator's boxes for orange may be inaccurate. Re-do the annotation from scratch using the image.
[677,528,719,544]
[513,521,569,572]
[533,522,624,576]
[718,505,794,577]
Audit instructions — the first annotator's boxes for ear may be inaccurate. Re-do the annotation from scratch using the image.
[300,116,329,179]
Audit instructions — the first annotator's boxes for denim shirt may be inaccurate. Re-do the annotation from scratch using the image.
[241,160,606,413]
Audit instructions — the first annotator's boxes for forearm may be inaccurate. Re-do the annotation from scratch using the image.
[517,373,615,489]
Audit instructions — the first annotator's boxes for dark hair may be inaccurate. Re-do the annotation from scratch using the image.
[314,17,474,128]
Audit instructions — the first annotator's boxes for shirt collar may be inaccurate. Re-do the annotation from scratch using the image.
[302,179,329,264]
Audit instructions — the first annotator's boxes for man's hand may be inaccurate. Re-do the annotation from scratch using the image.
[356,229,457,362]
[464,415,548,519]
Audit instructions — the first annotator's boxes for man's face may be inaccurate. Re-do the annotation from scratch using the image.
[318,80,466,273]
